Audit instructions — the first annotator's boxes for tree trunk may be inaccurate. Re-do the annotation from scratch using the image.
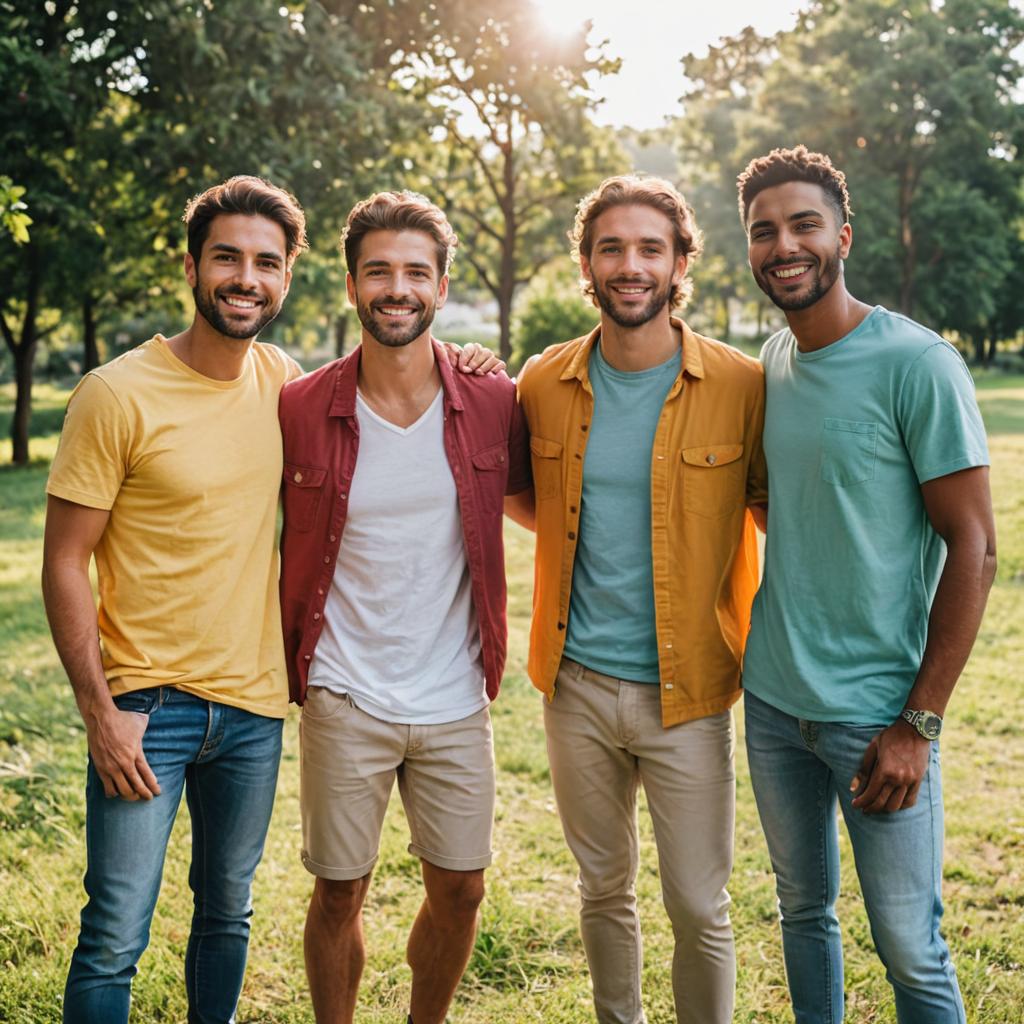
[83,292,99,372]
[334,312,349,360]
[898,164,917,317]
[11,337,38,465]
[971,333,986,366]
[986,335,998,367]
[498,142,516,364]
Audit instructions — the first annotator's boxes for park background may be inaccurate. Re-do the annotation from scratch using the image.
[1,0,1023,1020]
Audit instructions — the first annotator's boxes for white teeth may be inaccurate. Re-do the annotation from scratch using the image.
[224,296,257,308]
[773,266,808,279]
[379,306,414,315]
[613,287,648,294]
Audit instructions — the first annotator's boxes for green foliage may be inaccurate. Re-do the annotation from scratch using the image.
[511,268,596,372]
[0,177,31,244]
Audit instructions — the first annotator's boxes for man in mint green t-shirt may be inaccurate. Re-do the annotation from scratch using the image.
[736,146,996,1024]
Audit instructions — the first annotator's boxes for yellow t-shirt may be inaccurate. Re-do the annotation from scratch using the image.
[46,336,302,718]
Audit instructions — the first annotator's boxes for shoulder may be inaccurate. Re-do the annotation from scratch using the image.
[455,367,517,402]
[281,351,347,407]
[518,333,592,393]
[252,341,303,384]
[689,331,764,388]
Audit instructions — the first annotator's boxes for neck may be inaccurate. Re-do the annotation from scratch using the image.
[598,311,681,372]
[166,316,253,381]
[357,331,441,427]
[784,282,874,353]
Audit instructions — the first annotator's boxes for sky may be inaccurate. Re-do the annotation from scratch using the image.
[535,0,804,131]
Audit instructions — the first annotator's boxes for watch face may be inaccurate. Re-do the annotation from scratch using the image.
[921,713,942,740]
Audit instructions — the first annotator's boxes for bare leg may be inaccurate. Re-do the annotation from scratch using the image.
[304,874,372,1024]
[406,862,485,1024]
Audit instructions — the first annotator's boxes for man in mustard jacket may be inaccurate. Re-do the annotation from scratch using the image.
[508,175,767,1024]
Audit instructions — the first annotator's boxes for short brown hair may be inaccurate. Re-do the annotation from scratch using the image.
[342,191,458,277]
[183,175,308,266]
[569,175,704,313]
[737,146,852,227]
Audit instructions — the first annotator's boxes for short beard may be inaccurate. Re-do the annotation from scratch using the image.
[193,284,279,340]
[356,297,434,348]
[758,246,843,312]
[592,277,673,329]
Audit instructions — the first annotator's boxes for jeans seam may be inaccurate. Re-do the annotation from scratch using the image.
[190,764,209,1016]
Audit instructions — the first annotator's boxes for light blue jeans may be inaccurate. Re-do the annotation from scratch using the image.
[743,690,965,1024]
[63,687,283,1024]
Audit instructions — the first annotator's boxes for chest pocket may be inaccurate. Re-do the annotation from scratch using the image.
[681,443,745,519]
[282,463,327,532]
[530,436,563,501]
[470,442,510,514]
[820,419,877,487]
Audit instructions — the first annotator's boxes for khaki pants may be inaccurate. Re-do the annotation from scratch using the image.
[544,659,736,1024]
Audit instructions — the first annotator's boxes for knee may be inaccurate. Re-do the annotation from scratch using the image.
[662,883,730,938]
[312,876,368,927]
[431,869,485,923]
[872,918,950,988]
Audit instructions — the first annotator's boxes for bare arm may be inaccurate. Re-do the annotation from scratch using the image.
[42,495,160,800]
[852,466,996,813]
[749,503,768,533]
[504,487,536,532]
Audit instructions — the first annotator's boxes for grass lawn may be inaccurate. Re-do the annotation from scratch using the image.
[1,373,1022,1022]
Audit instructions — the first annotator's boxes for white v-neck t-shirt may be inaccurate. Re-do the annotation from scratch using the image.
[307,389,485,724]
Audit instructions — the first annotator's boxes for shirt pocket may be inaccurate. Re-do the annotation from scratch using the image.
[820,419,877,487]
[530,436,563,501]
[281,462,327,533]
[681,443,745,519]
[471,441,510,514]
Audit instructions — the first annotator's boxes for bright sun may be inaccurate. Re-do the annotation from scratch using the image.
[533,1,591,38]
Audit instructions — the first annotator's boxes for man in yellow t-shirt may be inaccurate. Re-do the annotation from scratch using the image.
[43,176,307,1024]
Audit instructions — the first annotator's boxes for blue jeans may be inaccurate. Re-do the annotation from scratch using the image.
[63,687,283,1024]
[743,690,965,1024]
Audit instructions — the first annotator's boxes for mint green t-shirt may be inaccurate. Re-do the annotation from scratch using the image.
[563,341,682,683]
[743,307,989,724]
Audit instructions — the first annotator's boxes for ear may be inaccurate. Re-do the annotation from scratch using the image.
[579,251,593,283]
[281,263,293,300]
[436,273,449,311]
[184,252,197,289]
[346,271,357,307]
[673,252,689,286]
[838,222,853,260]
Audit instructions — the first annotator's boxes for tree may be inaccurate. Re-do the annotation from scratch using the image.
[397,4,622,361]
[512,265,597,371]
[0,177,31,244]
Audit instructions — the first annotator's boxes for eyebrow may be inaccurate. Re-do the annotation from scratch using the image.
[209,243,283,263]
[749,209,826,232]
[361,258,435,271]
[594,235,668,247]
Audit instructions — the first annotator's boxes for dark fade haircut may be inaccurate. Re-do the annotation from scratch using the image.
[341,191,458,278]
[569,175,704,313]
[737,145,852,228]
[183,175,308,267]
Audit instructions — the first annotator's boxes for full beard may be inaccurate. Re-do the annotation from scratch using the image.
[356,298,435,348]
[193,285,280,340]
[592,278,673,329]
[758,247,843,312]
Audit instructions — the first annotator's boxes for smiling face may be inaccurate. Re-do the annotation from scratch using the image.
[347,229,448,348]
[185,213,291,340]
[746,181,851,312]
[581,203,687,329]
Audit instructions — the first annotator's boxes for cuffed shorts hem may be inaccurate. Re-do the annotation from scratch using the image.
[409,842,493,872]
[301,850,378,881]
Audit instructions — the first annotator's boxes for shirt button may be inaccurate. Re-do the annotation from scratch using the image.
[323,556,330,564]
[557,621,565,630]
[340,492,347,499]
[569,506,577,513]
[303,654,311,661]
[329,534,336,542]
[657,454,664,460]
[499,455,505,462]
[313,612,321,620]
[568,531,576,540]
[665,683,674,690]
[665,642,673,649]
[317,589,324,596]
[294,471,303,483]
[706,453,717,465]
[580,424,589,431]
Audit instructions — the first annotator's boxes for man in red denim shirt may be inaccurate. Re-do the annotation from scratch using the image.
[278,191,530,1024]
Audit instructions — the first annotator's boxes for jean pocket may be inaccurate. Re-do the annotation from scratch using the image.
[112,687,160,716]
[820,419,877,487]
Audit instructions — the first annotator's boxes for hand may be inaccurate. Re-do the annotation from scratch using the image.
[444,341,506,375]
[86,707,160,801]
[850,720,931,814]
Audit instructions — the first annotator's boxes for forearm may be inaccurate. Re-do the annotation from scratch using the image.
[41,560,115,724]
[906,533,997,715]
[504,488,536,532]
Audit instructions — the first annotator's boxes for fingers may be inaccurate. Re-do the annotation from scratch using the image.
[849,737,878,798]
[91,710,158,801]
[136,752,161,799]
[457,342,505,375]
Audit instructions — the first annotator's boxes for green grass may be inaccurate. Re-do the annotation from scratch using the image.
[1,375,1023,1022]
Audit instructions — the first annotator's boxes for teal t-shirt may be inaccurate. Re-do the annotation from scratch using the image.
[563,340,682,683]
[743,306,989,724]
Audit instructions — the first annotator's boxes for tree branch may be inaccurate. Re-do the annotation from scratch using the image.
[462,250,498,299]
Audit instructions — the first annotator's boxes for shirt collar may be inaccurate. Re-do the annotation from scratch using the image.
[327,337,465,419]
[560,316,705,384]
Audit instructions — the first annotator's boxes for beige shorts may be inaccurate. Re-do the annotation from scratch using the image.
[299,688,495,880]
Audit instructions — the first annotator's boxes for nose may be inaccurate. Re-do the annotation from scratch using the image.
[235,256,259,290]
[620,246,643,275]
[775,226,802,256]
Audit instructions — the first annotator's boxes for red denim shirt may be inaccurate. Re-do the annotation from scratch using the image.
[278,341,531,705]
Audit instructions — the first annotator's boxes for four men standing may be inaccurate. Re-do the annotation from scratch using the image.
[42,152,995,1022]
